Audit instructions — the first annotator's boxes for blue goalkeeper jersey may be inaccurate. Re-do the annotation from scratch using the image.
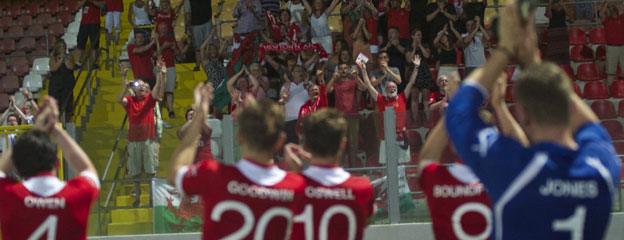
[445,82,621,240]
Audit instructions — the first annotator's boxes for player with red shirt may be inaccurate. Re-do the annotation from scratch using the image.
[284,109,375,240]
[169,84,306,240]
[0,97,99,240]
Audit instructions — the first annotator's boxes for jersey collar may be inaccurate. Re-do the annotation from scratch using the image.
[236,159,286,186]
[303,165,351,187]
[23,175,66,197]
[448,163,481,184]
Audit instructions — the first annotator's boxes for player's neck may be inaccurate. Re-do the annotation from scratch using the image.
[309,156,341,168]
[528,126,578,150]
[241,149,275,166]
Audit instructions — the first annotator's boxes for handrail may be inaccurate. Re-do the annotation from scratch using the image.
[101,114,128,181]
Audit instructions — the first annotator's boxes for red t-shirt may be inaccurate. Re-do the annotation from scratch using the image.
[291,165,375,240]
[125,93,158,141]
[387,8,410,40]
[603,15,624,45]
[365,16,378,45]
[334,79,360,115]
[298,84,328,120]
[158,35,176,67]
[177,158,306,240]
[80,2,101,25]
[419,163,492,240]
[376,93,407,134]
[127,44,156,80]
[155,10,176,34]
[105,0,124,12]
[428,91,445,105]
[0,172,99,240]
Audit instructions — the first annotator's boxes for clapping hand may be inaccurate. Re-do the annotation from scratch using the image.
[411,54,421,67]
[283,143,312,172]
[34,97,59,134]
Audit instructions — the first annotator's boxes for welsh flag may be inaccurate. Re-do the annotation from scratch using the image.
[152,179,204,233]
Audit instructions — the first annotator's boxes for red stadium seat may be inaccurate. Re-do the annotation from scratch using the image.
[613,141,624,155]
[588,28,606,45]
[505,85,515,102]
[26,25,46,38]
[583,81,609,99]
[6,26,24,38]
[0,75,19,94]
[0,93,9,112]
[0,60,6,76]
[570,45,594,62]
[7,5,23,17]
[62,1,78,13]
[568,28,587,45]
[573,82,582,96]
[58,11,73,26]
[16,15,33,28]
[0,16,12,30]
[10,57,30,77]
[0,39,15,54]
[35,13,54,26]
[24,3,41,15]
[559,64,575,80]
[576,63,604,81]
[595,45,606,61]
[611,80,624,98]
[618,100,624,117]
[601,120,624,140]
[44,4,60,14]
[47,23,65,37]
[28,50,48,62]
[591,100,616,119]
[617,64,623,79]
[17,37,36,52]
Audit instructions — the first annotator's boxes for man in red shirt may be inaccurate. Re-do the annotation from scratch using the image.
[169,83,306,239]
[118,60,165,207]
[0,97,100,240]
[600,1,624,82]
[156,23,178,119]
[284,109,375,240]
[75,0,106,69]
[386,0,411,40]
[105,0,124,47]
[358,56,419,164]
[127,30,157,88]
[327,63,366,166]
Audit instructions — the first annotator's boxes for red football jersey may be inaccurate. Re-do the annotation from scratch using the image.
[176,158,306,240]
[291,165,374,240]
[0,171,99,240]
[419,163,492,240]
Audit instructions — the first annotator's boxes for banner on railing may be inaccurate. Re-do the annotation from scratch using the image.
[152,179,203,233]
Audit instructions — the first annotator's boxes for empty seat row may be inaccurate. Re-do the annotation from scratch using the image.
[570,45,606,62]
[569,28,607,45]
[0,1,77,18]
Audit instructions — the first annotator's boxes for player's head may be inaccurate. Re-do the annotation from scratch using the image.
[514,62,572,130]
[301,109,348,160]
[237,99,286,156]
[12,130,58,178]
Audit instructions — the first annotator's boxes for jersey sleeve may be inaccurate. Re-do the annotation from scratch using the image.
[445,82,528,199]
[175,159,220,195]
[418,162,438,195]
[576,123,622,188]
[575,123,613,146]
[67,172,101,204]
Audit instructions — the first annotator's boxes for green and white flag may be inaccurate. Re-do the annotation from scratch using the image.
[152,179,204,233]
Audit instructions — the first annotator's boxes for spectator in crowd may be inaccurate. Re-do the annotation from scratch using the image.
[0,109,19,153]
[233,0,264,35]
[184,0,213,72]
[544,0,571,65]
[462,0,486,26]
[358,57,419,164]
[462,16,489,75]
[279,65,310,143]
[370,51,402,94]
[200,37,229,88]
[427,74,450,112]
[352,18,373,60]
[409,0,428,36]
[12,92,38,125]
[600,1,624,82]
[156,24,178,119]
[407,28,432,61]
[386,0,410,40]
[328,39,349,69]
[75,0,106,69]
[362,1,380,48]
[153,0,183,36]
[227,66,264,113]
[327,62,366,165]
[298,67,328,121]
[433,23,462,79]
[105,0,124,47]
[178,106,215,162]
[303,0,340,54]
[288,0,306,25]
[261,0,281,16]
[381,27,408,87]
[575,0,594,21]
[128,0,153,28]
[118,61,165,207]
[49,40,77,117]
[127,30,157,88]
[248,63,271,95]
[426,0,457,43]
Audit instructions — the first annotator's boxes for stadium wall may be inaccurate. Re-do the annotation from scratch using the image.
[90,212,624,239]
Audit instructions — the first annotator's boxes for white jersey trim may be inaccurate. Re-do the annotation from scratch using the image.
[0,170,5,178]
[175,165,190,195]
[494,152,548,240]
[79,171,100,189]
[464,80,489,98]
[586,157,615,194]
[236,159,287,186]
[303,166,351,187]
[23,176,67,197]
[448,163,480,184]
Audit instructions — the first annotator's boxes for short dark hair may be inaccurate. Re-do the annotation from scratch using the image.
[514,62,572,126]
[238,99,285,153]
[301,109,347,158]
[12,130,57,178]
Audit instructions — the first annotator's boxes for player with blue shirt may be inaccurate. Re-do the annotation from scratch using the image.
[445,2,621,240]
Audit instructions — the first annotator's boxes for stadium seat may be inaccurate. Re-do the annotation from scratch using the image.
[618,64,623,79]
[612,142,624,155]
[23,73,43,92]
[35,13,54,26]
[17,37,36,52]
[10,51,27,57]
[44,2,60,14]
[588,28,606,45]
[618,101,624,117]
[58,11,73,26]
[0,93,9,112]
[1,39,15,54]
[570,45,594,62]
[48,23,65,37]
[0,75,19,94]
[611,80,624,98]
[591,100,616,119]
[560,64,575,79]
[595,45,606,61]
[601,120,624,140]
[24,3,41,15]
[0,60,6,76]
[583,81,609,99]
[0,16,12,30]
[6,26,24,38]
[32,57,50,75]
[63,1,78,13]
[10,57,30,77]
[26,24,46,38]
[576,63,604,81]
[505,85,515,102]
[7,5,23,17]
[16,15,32,28]
[568,28,587,45]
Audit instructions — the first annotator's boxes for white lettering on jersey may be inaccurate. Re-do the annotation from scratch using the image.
[24,196,66,209]
[538,179,598,199]
[227,180,294,202]
[304,187,355,200]
[433,184,485,198]
[471,127,499,157]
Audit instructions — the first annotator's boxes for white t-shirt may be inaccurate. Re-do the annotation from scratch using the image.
[461,32,486,67]
[288,1,306,24]
[283,82,309,121]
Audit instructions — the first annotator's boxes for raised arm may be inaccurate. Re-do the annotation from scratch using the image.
[404,55,421,99]
[325,0,341,16]
[491,75,529,146]
[152,60,166,101]
[128,2,135,27]
[246,67,260,93]
[302,0,313,15]
[117,69,133,107]
[357,61,379,97]
[449,21,463,47]
[426,6,441,22]
[227,68,245,96]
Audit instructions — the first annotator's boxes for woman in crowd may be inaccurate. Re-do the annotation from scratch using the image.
[49,40,77,117]
[200,37,229,88]
[302,0,340,54]
[433,22,462,79]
